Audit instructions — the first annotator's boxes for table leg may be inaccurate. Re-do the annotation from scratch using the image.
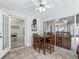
[34,39,36,50]
[43,37,46,55]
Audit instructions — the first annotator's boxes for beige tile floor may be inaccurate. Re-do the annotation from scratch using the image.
[2,47,78,59]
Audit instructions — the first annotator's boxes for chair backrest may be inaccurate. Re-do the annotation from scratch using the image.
[50,32,54,43]
[33,33,36,37]
[33,33,38,39]
[33,33,42,40]
[50,32,53,39]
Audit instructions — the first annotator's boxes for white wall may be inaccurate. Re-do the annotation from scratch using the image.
[26,15,43,47]
[71,25,79,52]
[71,37,79,52]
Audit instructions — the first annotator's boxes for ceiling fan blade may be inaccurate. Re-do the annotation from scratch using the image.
[34,3,40,6]
[45,5,52,8]
[35,7,46,12]
[42,0,47,5]
[31,0,40,6]
[39,7,42,12]
[42,7,45,11]
[35,7,39,10]
[35,7,42,12]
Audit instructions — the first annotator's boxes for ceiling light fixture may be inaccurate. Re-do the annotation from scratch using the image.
[36,4,46,12]
[32,0,51,12]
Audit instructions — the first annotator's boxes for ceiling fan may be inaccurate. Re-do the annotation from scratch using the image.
[32,0,51,12]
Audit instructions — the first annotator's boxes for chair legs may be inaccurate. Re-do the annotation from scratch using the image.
[38,41,41,53]
[47,42,54,54]
[34,42,54,54]
[44,49,45,55]
[34,40,36,50]
[50,43,52,54]
[34,38,42,53]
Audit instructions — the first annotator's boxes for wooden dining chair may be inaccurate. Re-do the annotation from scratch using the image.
[46,32,54,54]
[33,33,43,52]
[33,33,38,50]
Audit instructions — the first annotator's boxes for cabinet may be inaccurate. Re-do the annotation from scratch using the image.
[56,34,62,47]
[76,14,79,24]
[56,32,71,49]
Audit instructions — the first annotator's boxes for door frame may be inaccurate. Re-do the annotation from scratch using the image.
[9,15,27,49]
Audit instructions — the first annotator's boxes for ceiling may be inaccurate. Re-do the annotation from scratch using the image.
[0,0,79,21]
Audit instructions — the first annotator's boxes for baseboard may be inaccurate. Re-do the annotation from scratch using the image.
[11,46,26,52]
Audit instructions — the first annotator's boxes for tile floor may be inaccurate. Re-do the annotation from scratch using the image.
[2,47,78,59]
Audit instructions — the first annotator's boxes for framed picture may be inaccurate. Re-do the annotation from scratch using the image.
[32,19,37,31]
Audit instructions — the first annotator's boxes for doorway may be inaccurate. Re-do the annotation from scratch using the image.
[10,16,25,49]
[43,16,74,50]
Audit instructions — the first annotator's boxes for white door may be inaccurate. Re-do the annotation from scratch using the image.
[0,11,3,58]
[0,11,10,59]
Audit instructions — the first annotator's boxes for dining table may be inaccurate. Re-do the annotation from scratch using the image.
[33,33,52,54]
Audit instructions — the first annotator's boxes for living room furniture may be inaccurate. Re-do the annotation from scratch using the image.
[33,33,43,52]
[56,33,62,47]
[56,32,71,49]
[33,32,54,54]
